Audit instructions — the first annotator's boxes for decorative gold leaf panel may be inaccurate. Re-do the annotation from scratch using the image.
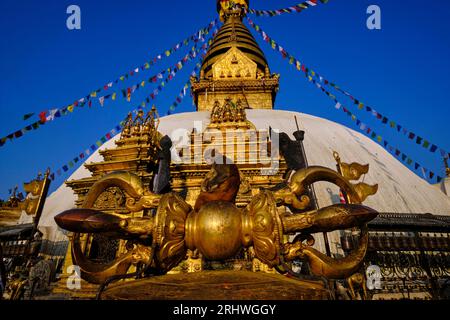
[212,47,257,80]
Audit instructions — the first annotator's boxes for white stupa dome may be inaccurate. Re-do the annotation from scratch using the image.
[38,109,450,243]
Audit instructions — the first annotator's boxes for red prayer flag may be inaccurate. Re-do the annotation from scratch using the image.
[39,111,47,123]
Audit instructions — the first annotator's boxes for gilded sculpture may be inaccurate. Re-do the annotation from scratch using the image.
[55,144,379,286]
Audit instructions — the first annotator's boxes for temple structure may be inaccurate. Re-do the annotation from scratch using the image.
[3,0,449,300]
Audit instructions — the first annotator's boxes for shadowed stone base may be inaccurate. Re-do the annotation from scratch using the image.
[101,271,330,300]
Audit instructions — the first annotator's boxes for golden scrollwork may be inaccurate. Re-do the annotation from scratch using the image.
[273,166,362,210]
[83,171,161,212]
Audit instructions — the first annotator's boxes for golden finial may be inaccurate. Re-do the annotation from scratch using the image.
[217,0,249,22]
[333,151,341,164]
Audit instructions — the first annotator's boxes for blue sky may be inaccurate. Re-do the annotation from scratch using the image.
[0,0,449,198]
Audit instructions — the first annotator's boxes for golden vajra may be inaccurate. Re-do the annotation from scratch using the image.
[55,161,379,285]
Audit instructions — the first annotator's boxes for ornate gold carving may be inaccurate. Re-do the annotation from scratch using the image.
[347,272,368,300]
[93,187,126,210]
[154,193,192,271]
[118,217,154,237]
[333,151,379,203]
[83,171,161,213]
[282,227,370,280]
[281,204,378,235]
[125,193,161,212]
[238,171,251,195]
[217,0,249,22]
[353,182,379,203]
[212,47,257,80]
[273,186,311,210]
[121,112,134,138]
[273,166,362,210]
[210,97,247,124]
[70,231,153,284]
[245,191,283,267]
[23,178,46,196]
[333,151,369,181]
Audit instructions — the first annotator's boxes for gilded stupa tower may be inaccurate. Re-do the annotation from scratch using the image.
[191,0,279,111]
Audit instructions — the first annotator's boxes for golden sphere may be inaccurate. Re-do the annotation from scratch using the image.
[189,201,242,260]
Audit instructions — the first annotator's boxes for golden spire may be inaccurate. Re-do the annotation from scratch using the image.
[191,0,278,112]
[202,0,267,80]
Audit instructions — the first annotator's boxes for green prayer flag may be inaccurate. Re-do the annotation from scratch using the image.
[23,113,35,120]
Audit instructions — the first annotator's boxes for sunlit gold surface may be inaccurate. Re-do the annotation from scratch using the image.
[186,201,242,260]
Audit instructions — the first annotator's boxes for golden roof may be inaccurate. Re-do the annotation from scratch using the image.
[201,1,268,80]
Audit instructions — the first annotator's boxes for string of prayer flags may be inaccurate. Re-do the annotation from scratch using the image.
[246,17,450,161]
[301,63,444,183]
[0,41,210,149]
[23,113,35,121]
[48,47,210,183]
[137,28,217,115]
[167,82,192,116]
[331,94,444,184]
[20,19,219,122]
[48,125,122,182]
[248,0,329,17]
[166,29,219,115]
[26,23,220,184]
